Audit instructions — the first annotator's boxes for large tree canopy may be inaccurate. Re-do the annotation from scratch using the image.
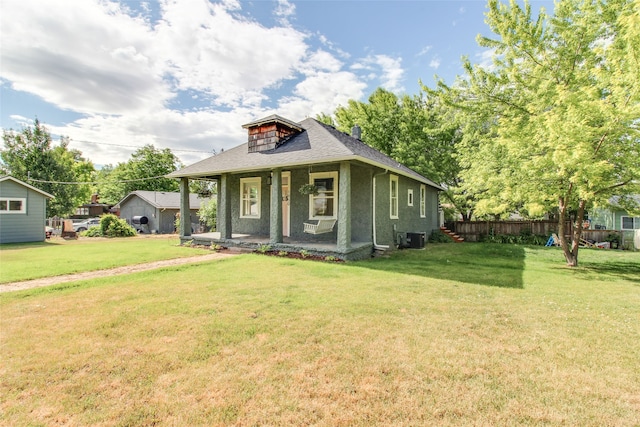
[1,119,94,217]
[447,0,640,266]
[330,87,465,218]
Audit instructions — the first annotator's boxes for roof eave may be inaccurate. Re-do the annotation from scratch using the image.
[0,176,55,198]
[167,156,444,190]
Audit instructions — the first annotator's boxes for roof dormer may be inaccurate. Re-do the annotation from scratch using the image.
[243,115,302,153]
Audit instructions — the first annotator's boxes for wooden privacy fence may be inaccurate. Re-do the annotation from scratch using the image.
[446,220,620,243]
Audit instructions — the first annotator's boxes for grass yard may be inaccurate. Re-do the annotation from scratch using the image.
[1,244,639,426]
[0,236,212,283]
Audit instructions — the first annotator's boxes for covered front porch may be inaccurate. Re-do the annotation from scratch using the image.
[186,232,373,261]
[176,161,375,261]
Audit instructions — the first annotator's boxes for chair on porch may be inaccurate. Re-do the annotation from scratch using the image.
[303,219,336,235]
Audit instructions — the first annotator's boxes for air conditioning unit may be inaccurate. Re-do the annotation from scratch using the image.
[406,232,426,249]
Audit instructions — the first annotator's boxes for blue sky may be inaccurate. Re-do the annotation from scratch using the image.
[0,0,554,167]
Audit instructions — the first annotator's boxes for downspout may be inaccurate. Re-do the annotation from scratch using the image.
[373,169,389,250]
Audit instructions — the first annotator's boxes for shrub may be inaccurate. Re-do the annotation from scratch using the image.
[480,233,548,245]
[81,227,103,237]
[99,214,137,238]
[256,244,272,254]
[99,214,119,235]
[428,230,452,243]
[197,198,217,230]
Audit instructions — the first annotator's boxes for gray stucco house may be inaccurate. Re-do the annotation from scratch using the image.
[116,191,207,234]
[168,115,443,260]
[0,176,54,244]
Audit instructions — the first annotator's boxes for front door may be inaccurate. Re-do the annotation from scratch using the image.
[282,172,290,237]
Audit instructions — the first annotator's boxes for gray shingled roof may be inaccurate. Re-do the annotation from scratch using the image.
[168,118,443,190]
[116,191,206,209]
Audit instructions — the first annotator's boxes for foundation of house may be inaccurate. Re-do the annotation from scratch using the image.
[182,232,374,261]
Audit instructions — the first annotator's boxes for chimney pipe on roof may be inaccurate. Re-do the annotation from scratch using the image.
[351,125,362,140]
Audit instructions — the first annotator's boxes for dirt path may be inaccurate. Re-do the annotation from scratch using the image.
[0,252,238,293]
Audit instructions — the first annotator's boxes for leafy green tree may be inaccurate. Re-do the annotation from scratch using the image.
[335,88,401,156]
[333,87,467,219]
[95,145,182,204]
[190,179,216,198]
[315,112,336,126]
[454,0,639,266]
[1,119,94,217]
[197,197,217,230]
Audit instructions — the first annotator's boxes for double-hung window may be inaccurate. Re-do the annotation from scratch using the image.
[0,198,26,214]
[390,175,399,219]
[420,185,426,218]
[309,172,338,219]
[621,216,640,230]
[240,177,261,218]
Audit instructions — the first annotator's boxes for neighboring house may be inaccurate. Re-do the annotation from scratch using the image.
[589,196,640,231]
[0,176,54,244]
[72,194,114,219]
[589,196,640,250]
[167,115,443,260]
[116,191,207,234]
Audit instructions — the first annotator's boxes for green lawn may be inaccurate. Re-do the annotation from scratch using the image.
[1,244,639,426]
[0,236,212,283]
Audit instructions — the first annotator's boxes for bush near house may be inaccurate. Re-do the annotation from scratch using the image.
[79,214,136,238]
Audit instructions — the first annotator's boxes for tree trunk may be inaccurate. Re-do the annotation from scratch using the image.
[557,197,587,267]
[569,199,587,266]
[557,197,578,267]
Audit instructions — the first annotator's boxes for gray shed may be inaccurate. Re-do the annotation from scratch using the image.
[0,176,54,244]
[116,191,207,234]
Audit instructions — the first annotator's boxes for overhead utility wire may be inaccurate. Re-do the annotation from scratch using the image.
[27,175,216,186]
[27,175,172,185]
[70,138,215,154]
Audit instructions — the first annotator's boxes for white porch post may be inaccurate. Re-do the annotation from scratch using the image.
[337,161,352,251]
[218,173,232,239]
[270,168,283,244]
[179,177,191,237]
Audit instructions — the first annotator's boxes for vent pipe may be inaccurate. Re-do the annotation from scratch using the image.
[351,125,362,140]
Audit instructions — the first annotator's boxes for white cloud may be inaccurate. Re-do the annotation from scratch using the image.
[355,55,405,93]
[0,0,170,115]
[274,0,296,25]
[417,46,433,56]
[429,57,442,69]
[299,50,344,74]
[475,48,498,71]
[51,108,256,166]
[154,0,309,107]
[0,0,376,165]
[278,71,367,118]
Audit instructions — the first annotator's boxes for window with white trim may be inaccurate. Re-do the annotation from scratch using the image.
[407,189,414,207]
[240,177,261,218]
[309,172,338,219]
[390,175,398,219]
[420,185,426,218]
[621,216,640,230]
[0,198,26,214]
